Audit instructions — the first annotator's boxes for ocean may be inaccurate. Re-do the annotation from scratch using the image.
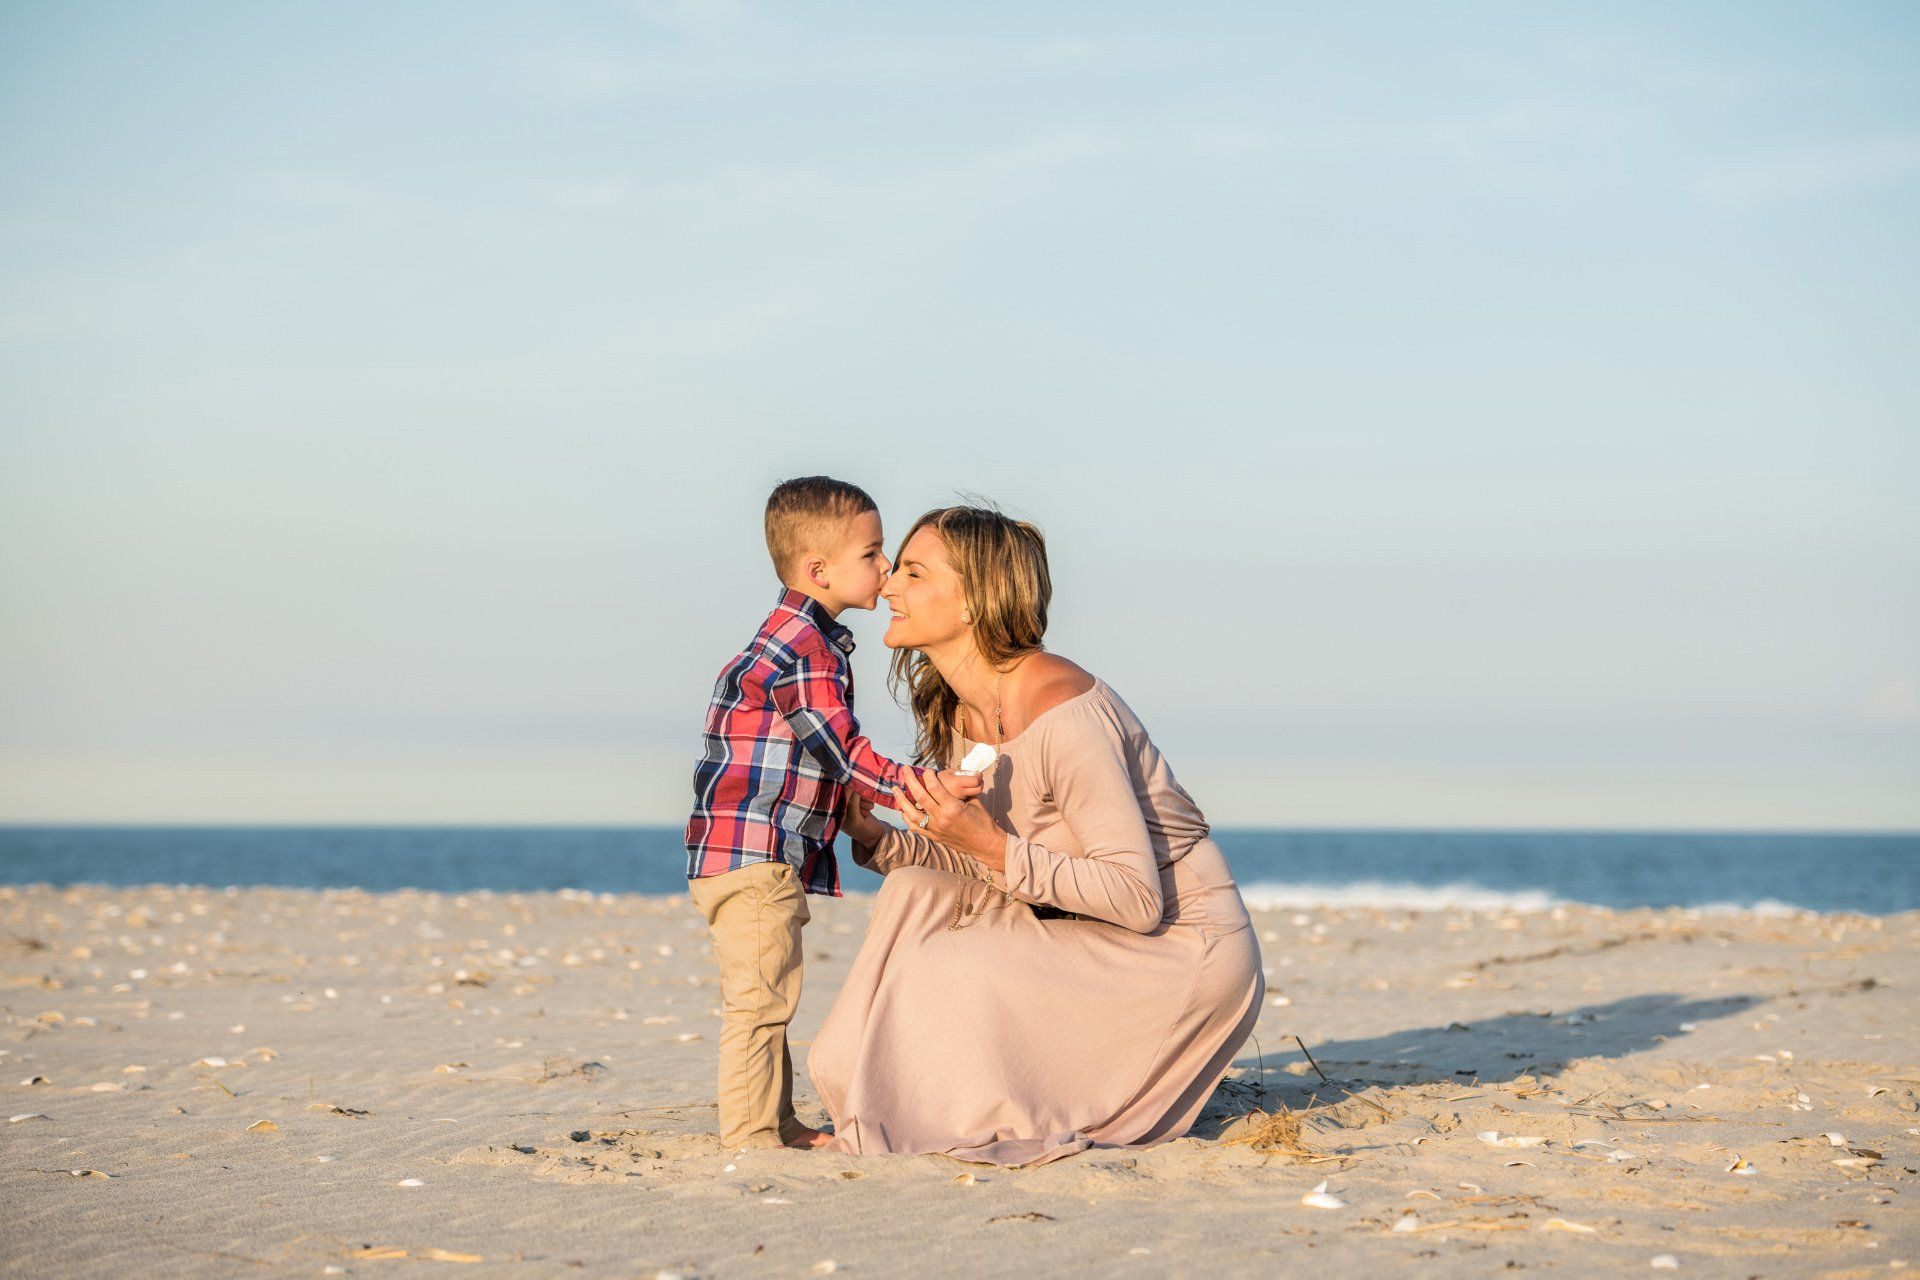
[2,826,1916,914]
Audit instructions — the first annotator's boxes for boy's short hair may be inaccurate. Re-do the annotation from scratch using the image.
[765,476,878,583]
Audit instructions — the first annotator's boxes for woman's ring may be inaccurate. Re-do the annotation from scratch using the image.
[917,812,930,828]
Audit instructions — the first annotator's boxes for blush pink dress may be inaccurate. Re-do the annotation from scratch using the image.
[807,678,1263,1166]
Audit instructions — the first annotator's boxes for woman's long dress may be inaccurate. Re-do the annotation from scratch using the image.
[807,679,1263,1166]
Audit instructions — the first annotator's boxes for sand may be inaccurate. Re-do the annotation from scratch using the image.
[2,881,1916,1278]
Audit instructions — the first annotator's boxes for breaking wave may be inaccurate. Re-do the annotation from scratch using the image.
[1237,880,1565,911]
[1235,881,1826,915]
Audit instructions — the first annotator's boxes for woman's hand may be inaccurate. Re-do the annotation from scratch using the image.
[893,769,1007,872]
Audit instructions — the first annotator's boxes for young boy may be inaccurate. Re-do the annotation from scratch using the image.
[684,476,981,1151]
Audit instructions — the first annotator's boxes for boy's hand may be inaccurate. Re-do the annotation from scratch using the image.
[933,769,984,799]
[841,791,886,845]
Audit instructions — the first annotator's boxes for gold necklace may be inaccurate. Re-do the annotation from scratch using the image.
[959,667,1005,748]
[948,665,1009,931]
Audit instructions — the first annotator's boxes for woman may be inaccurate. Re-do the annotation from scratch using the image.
[807,506,1263,1166]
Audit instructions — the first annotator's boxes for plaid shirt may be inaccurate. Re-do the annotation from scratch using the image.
[685,588,921,895]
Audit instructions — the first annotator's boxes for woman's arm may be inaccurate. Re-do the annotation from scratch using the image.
[1000,709,1163,933]
[843,792,994,879]
[892,708,1164,932]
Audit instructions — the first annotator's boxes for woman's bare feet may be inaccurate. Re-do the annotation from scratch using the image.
[784,1125,834,1149]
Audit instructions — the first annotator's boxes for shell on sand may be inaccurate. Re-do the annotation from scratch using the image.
[1478,1131,1546,1148]
[1301,1180,1346,1209]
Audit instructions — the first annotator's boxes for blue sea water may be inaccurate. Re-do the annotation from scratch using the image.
[1,826,1916,914]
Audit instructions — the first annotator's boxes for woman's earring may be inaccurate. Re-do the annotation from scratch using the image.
[961,609,971,623]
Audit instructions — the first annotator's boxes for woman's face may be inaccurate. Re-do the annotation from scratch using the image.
[881,526,968,651]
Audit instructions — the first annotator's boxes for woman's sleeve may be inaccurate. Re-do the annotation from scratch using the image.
[1000,710,1164,933]
[852,823,991,879]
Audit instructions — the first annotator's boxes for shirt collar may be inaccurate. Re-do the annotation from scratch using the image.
[774,587,856,654]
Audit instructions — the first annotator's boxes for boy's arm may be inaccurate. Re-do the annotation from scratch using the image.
[770,651,917,809]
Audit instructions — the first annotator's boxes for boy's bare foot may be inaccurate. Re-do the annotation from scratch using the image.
[784,1125,834,1149]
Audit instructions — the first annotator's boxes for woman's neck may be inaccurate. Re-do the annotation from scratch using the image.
[921,638,1016,740]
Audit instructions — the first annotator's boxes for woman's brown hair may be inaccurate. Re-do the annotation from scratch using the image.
[887,505,1051,766]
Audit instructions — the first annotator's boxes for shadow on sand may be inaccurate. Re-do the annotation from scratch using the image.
[1194,991,1761,1139]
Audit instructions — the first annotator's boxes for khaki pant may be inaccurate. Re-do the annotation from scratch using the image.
[689,860,812,1149]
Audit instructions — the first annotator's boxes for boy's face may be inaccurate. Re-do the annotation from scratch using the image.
[815,509,891,612]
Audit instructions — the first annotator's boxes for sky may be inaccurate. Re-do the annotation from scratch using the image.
[1,1,1916,829]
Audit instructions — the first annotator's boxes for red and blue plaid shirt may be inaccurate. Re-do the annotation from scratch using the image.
[685,588,921,895]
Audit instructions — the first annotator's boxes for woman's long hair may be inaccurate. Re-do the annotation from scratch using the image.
[888,505,1052,766]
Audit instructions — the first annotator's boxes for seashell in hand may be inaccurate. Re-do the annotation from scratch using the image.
[957,743,998,774]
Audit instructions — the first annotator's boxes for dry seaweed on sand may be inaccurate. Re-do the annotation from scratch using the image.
[1338,1087,1395,1119]
[1223,1103,1358,1164]
[1224,1104,1311,1157]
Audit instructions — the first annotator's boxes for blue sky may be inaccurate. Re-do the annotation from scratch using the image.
[1,2,1915,827]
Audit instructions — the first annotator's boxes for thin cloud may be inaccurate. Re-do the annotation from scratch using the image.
[536,130,1125,355]
[1018,37,1110,68]
[242,173,413,229]
[1696,134,1920,209]
[545,178,632,211]
[529,31,1149,96]
[1861,678,1920,726]
[634,0,755,38]
[629,129,1122,222]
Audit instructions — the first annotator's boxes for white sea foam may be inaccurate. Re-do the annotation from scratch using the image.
[1238,880,1565,912]
[1681,899,1814,919]
[1237,880,1826,916]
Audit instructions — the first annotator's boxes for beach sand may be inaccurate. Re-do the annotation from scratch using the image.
[2,882,1915,1278]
